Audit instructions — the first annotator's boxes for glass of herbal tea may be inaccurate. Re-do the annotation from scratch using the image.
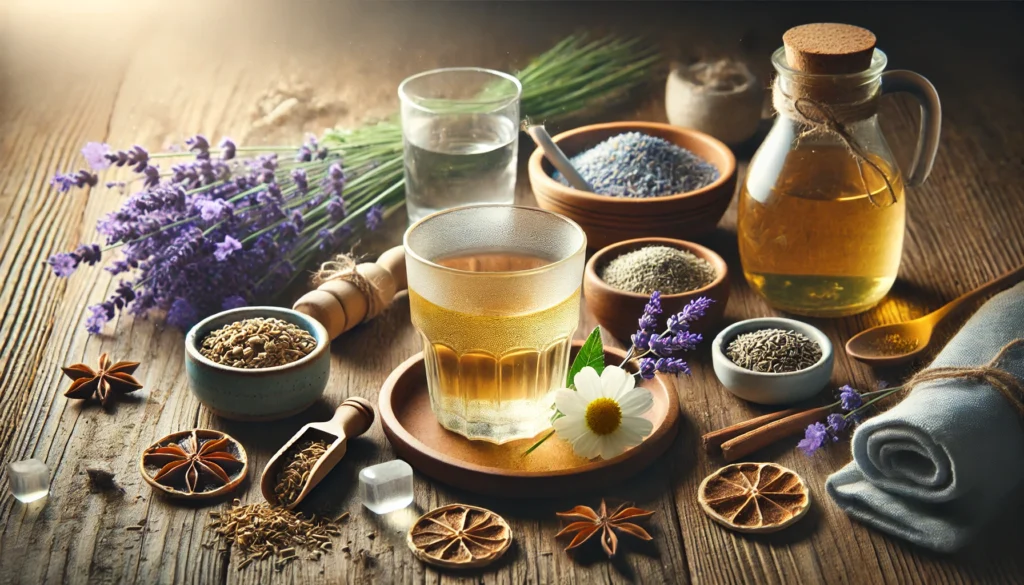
[404,205,586,444]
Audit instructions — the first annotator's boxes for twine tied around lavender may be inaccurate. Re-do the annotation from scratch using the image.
[903,339,1024,419]
[312,254,383,322]
[771,80,898,208]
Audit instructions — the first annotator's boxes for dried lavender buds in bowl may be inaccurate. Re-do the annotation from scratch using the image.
[200,317,317,369]
[185,307,331,421]
[554,132,719,198]
[711,318,834,405]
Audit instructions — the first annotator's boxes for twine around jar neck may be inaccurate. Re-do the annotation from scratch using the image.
[771,79,898,207]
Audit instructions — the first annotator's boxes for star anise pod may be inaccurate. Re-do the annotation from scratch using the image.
[141,430,245,496]
[61,353,142,407]
[556,499,654,558]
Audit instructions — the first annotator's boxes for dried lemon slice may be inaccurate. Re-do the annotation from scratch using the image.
[698,462,810,533]
[407,504,512,569]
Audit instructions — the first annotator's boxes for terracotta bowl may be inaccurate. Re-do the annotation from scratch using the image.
[584,237,730,343]
[528,121,737,249]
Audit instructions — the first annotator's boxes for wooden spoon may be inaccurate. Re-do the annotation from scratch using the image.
[260,397,375,509]
[846,264,1024,366]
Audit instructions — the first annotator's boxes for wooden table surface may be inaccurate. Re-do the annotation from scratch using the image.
[2,2,1022,584]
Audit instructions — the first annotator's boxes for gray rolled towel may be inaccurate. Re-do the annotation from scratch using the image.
[826,281,1024,553]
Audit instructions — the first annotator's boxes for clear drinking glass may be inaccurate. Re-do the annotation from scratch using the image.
[399,68,522,223]
[404,205,586,443]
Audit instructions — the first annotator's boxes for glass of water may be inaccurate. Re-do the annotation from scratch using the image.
[398,68,521,223]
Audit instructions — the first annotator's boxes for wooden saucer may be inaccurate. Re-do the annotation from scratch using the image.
[378,342,680,498]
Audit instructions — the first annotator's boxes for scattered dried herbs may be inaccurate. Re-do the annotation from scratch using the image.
[61,353,142,407]
[274,439,331,507]
[600,245,716,295]
[726,328,822,373]
[208,500,342,572]
[199,317,316,369]
[555,499,654,558]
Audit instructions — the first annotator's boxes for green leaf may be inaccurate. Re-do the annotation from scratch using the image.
[566,327,605,388]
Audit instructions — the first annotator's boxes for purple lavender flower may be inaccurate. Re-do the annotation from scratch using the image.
[798,422,828,456]
[655,357,690,375]
[631,330,651,351]
[292,168,309,193]
[327,199,346,221]
[196,199,232,222]
[672,330,702,352]
[648,333,675,356]
[48,253,78,277]
[186,135,211,160]
[638,357,656,380]
[638,312,658,332]
[85,303,114,334]
[826,413,848,436]
[75,244,102,266]
[81,142,111,170]
[668,296,714,332]
[219,138,236,161]
[296,145,312,162]
[214,236,242,261]
[365,204,384,231]
[143,165,161,188]
[50,170,98,193]
[166,298,198,329]
[221,295,247,310]
[839,385,863,411]
[644,291,662,316]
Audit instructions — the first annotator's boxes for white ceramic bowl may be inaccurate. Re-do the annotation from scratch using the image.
[711,317,834,405]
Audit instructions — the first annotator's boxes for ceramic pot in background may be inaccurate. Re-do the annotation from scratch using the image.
[185,306,331,421]
[665,60,765,146]
[584,237,730,343]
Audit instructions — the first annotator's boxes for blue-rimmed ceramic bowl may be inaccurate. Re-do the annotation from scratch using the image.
[711,317,834,405]
[185,307,330,421]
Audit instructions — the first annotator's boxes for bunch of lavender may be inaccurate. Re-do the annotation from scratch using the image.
[49,124,404,333]
[47,35,659,335]
[525,291,712,455]
[797,382,902,455]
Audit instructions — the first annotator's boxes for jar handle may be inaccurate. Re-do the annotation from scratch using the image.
[880,70,941,187]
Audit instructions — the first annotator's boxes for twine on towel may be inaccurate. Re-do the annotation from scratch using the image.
[904,339,1024,419]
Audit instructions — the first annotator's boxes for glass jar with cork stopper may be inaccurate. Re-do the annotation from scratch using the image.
[738,23,941,316]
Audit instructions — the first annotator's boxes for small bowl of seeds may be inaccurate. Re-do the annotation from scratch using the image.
[528,121,737,249]
[584,237,729,341]
[185,306,330,421]
[711,317,834,405]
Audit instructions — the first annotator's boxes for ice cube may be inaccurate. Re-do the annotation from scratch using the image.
[9,458,49,503]
[359,460,413,514]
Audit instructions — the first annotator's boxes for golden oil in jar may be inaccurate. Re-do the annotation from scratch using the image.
[738,146,906,317]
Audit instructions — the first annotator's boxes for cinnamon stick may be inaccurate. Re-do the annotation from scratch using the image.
[719,406,833,462]
[702,408,802,453]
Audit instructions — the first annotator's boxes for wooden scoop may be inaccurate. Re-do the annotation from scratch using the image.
[846,264,1024,367]
[260,397,375,509]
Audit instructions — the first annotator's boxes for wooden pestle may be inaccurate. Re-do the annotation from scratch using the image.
[292,246,407,340]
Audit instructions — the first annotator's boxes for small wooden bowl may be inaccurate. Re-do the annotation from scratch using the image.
[528,121,737,249]
[584,237,729,343]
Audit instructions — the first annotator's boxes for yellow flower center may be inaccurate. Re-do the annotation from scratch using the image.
[584,397,622,436]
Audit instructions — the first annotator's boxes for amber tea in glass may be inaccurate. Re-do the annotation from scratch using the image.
[404,205,586,443]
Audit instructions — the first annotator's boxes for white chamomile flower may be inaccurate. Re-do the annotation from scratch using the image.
[552,365,654,460]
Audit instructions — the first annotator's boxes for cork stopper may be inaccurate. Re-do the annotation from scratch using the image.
[783,23,876,74]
